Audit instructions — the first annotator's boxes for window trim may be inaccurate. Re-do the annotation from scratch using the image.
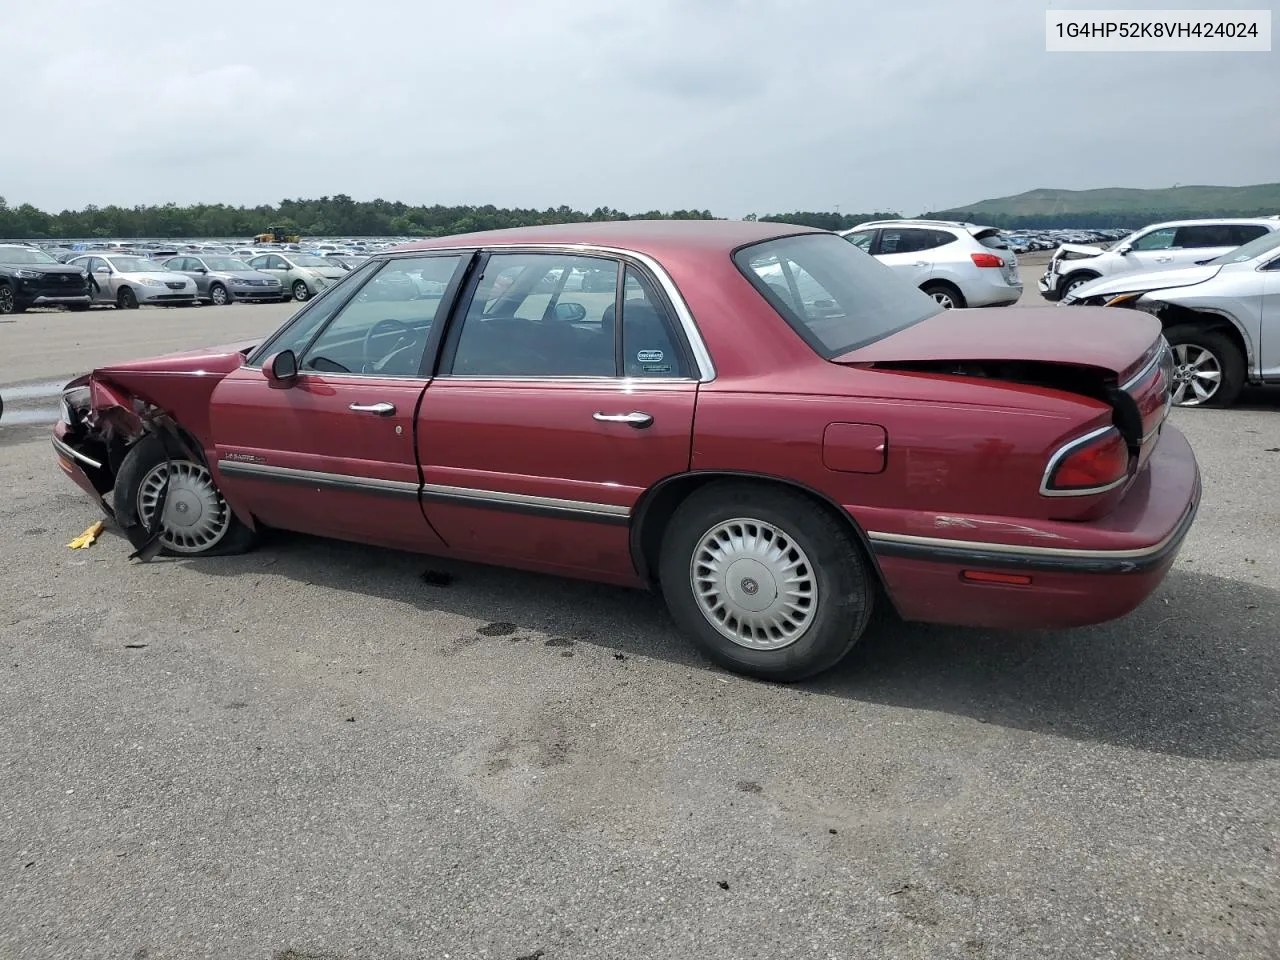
[434,247,702,382]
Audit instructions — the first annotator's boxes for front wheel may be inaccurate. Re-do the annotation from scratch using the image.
[113,434,256,556]
[1163,325,1245,408]
[0,284,23,314]
[658,482,875,682]
[209,283,228,305]
[117,287,138,310]
[292,280,310,301]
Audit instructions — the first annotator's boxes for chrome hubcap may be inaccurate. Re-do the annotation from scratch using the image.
[211,287,226,304]
[690,518,817,651]
[1170,343,1221,406]
[294,282,308,300]
[931,291,955,309]
[137,461,231,553]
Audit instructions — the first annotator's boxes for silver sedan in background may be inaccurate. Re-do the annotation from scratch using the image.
[67,254,199,309]
[161,255,285,305]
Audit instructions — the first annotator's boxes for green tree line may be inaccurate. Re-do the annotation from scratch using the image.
[0,194,900,241]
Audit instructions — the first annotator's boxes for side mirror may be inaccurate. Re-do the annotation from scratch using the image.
[95,265,111,274]
[196,267,208,274]
[555,301,587,323]
[263,349,298,385]
[1115,244,1133,255]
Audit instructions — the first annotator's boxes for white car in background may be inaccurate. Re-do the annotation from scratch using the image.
[838,219,1021,309]
[67,254,199,309]
[1058,228,1280,408]
[1038,217,1280,302]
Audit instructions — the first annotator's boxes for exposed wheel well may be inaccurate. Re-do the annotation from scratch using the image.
[629,471,894,608]
[1058,269,1099,288]
[1158,305,1249,363]
[920,278,962,297]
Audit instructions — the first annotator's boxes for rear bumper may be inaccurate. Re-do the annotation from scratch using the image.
[963,273,1022,308]
[862,425,1201,629]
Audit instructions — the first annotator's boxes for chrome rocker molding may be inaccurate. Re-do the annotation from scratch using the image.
[217,459,629,525]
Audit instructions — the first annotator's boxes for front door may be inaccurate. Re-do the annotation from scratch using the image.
[417,251,699,584]
[209,253,470,552]
[874,228,936,287]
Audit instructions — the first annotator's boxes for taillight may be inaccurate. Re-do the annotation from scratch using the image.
[1042,426,1130,495]
[971,252,1005,268]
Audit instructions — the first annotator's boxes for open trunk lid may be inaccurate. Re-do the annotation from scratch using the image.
[835,306,1173,468]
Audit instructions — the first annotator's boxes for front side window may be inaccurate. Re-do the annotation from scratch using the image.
[734,233,942,359]
[448,253,620,377]
[1131,228,1177,251]
[296,255,464,377]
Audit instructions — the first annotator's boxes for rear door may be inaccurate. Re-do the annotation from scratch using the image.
[873,228,938,287]
[416,250,699,583]
[209,254,470,552]
[1259,253,1280,380]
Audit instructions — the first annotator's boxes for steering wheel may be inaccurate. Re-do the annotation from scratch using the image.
[361,317,414,374]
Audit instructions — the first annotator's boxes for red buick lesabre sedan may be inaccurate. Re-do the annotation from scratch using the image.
[52,220,1199,681]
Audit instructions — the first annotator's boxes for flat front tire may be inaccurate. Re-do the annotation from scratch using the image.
[113,434,256,556]
[658,481,874,682]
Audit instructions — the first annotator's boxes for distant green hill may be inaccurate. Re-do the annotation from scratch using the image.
[924,183,1280,229]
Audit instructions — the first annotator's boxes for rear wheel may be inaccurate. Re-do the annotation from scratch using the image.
[292,280,310,301]
[113,434,256,556]
[1163,324,1245,408]
[658,481,874,682]
[117,287,138,310]
[921,282,965,310]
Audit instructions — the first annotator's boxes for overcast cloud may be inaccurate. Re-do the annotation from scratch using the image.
[3,0,1276,216]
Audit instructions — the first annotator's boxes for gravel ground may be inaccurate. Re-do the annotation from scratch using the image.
[1,278,1278,960]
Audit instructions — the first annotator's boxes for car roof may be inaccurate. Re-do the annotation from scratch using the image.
[393,219,819,259]
[1140,216,1280,229]
[843,219,991,232]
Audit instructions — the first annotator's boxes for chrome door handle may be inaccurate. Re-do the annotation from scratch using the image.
[1154,256,1173,262]
[593,411,653,428]
[349,402,396,416]
[913,261,929,267]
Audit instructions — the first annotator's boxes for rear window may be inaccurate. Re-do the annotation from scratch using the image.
[733,233,943,359]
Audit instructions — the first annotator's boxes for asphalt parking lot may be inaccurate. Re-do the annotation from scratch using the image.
[2,269,1278,959]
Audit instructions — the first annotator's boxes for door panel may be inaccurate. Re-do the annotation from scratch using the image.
[210,367,440,551]
[1260,268,1280,379]
[417,379,696,582]
[874,228,936,287]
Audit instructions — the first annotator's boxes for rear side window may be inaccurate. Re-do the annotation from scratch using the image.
[1174,225,1249,248]
[1226,225,1269,245]
[734,233,942,359]
[974,229,1010,250]
[878,228,950,254]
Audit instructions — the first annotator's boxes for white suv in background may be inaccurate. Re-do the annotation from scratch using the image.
[1037,217,1280,301]
[838,220,1021,309]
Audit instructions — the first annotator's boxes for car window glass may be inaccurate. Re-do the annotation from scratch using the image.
[1131,228,1177,251]
[1227,225,1268,245]
[297,255,464,377]
[878,229,917,254]
[1174,225,1238,248]
[449,253,618,377]
[620,267,688,378]
[843,230,874,252]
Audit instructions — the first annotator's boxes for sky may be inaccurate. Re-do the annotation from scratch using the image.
[2,0,1276,217]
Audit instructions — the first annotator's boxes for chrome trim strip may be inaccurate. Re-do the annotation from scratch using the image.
[1038,425,1129,498]
[433,375,698,384]
[421,482,629,518]
[1120,342,1165,392]
[217,460,419,497]
[52,434,102,470]
[216,459,631,519]
[866,513,1190,561]
[379,241,718,382]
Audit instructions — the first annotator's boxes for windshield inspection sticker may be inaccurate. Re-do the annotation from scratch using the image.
[637,349,664,363]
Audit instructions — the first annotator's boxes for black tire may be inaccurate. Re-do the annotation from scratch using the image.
[657,481,875,682]
[1057,271,1098,300]
[921,282,965,310]
[117,287,138,310]
[0,284,23,314]
[292,280,310,301]
[68,304,91,312]
[209,283,228,306]
[112,434,257,557]
[1163,324,1246,409]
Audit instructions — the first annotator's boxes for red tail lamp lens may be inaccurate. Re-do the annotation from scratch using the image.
[1047,427,1129,491]
[970,252,1005,268]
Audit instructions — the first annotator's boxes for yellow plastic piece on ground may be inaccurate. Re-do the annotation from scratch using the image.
[67,521,105,549]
